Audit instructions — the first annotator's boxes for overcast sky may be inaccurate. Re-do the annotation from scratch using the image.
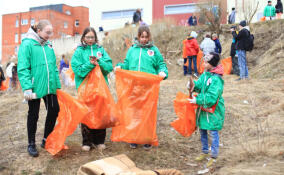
[0,0,92,61]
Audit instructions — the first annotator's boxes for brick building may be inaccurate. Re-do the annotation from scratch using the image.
[2,4,89,63]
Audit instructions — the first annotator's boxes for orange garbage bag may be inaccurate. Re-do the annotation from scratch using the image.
[171,92,197,137]
[0,77,9,91]
[184,50,204,74]
[45,90,89,155]
[65,63,75,81]
[260,16,266,22]
[111,69,163,146]
[78,66,118,129]
[221,57,232,75]
[182,39,188,58]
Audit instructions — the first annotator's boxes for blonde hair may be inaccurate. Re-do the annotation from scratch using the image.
[32,19,51,33]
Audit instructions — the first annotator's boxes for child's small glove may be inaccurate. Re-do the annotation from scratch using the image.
[24,89,33,101]
[158,72,166,78]
[188,95,196,104]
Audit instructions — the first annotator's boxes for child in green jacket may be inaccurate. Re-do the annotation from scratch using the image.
[115,26,168,150]
[187,52,225,167]
[71,27,113,152]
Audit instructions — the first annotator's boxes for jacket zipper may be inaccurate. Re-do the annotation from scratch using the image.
[138,48,142,71]
[42,46,50,94]
[91,45,93,56]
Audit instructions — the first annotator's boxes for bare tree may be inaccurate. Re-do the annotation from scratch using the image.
[242,0,260,25]
[197,0,225,36]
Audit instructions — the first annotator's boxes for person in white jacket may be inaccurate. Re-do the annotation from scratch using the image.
[200,33,216,55]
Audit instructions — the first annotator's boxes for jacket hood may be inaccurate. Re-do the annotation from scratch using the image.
[134,39,154,48]
[209,64,224,76]
[25,28,47,45]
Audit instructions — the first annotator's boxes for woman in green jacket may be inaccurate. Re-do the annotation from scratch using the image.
[115,26,168,150]
[187,52,225,167]
[17,20,61,157]
[71,27,113,152]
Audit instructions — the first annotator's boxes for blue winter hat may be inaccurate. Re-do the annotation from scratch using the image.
[239,20,246,27]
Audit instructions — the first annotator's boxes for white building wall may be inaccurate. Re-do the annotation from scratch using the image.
[90,0,152,31]
[227,0,273,23]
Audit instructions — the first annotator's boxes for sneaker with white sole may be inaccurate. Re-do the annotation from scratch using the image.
[130,143,138,149]
[81,145,91,151]
[97,144,106,151]
[143,144,152,150]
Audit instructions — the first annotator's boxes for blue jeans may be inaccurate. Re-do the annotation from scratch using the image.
[237,50,249,79]
[187,56,198,75]
[200,129,219,158]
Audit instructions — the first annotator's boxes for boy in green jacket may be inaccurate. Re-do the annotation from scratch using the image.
[187,52,225,167]
[71,27,113,152]
[264,0,276,20]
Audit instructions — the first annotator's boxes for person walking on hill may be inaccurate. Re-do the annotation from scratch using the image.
[230,26,240,76]
[183,31,199,77]
[231,20,250,81]
[17,20,61,157]
[71,27,113,152]
[59,54,69,73]
[133,9,142,25]
[228,8,236,24]
[264,0,276,20]
[200,33,216,56]
[212,33,222,54]
[187,52,225,168]
[275,0,283,19]
[115,26,168,150]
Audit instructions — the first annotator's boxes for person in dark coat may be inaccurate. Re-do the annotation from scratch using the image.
[0,65,5,88]
[230,26,239,76]
[212,33,222,54]
[275,0,283,19]
[133,9,142,25]
[231,20,250,80]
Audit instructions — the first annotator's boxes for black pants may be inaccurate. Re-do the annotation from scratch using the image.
[81,124,106,146]
[27,94,59,144]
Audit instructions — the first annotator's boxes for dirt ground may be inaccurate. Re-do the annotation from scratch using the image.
[1,20,284,175]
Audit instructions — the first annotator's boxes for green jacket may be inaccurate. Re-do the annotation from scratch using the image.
[193,71,225,130]
[264,5,276,17]
[117,43,168,79]
[17,28,61,99]
[71,44,113,89]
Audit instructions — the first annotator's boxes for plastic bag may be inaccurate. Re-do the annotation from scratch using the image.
[221,57,232,75]
[184,50,204,74]
[0,77,9,91]
[45,90,89,155]
[78,66,118,129]
[171,92,197,137]
[260,16,266,22]
[111,69,163,146]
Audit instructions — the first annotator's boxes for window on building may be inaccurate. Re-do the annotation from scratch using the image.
[75,20,79,27]
[64,22,68,29]
[30,18,35,26]
[21,19,28,25]
[164,4,199,15]
[15,33,18,43]
[101,9,140,19]
[65,10,71,15]
[16,19,19,27]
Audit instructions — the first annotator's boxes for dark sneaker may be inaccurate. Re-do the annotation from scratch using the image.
[41,138,46,149]
[143,144,152,150]
[130,143,138,149]
[28,144,39,157]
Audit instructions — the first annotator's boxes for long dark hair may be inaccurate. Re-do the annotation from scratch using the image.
[80,27,98,46]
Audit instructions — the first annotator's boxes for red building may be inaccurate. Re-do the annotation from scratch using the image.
[152,0,227,26]
[2,4,89,63]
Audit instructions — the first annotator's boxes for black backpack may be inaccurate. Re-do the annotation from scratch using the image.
[244,31,254,51]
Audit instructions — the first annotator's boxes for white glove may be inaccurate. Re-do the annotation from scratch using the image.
[159,72,166,78]
[188,95,196,104]
[114,66,121,72]
[24,89,33,101]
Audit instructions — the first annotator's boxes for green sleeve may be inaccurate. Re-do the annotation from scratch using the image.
[117,48,131,70]
[193,74,204,93]
[273,7,276,16]
[155,47,168,79]
[17,42,33,91]
[71,48,95,78]
[196,77,223,108]
[98,47,113,76]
